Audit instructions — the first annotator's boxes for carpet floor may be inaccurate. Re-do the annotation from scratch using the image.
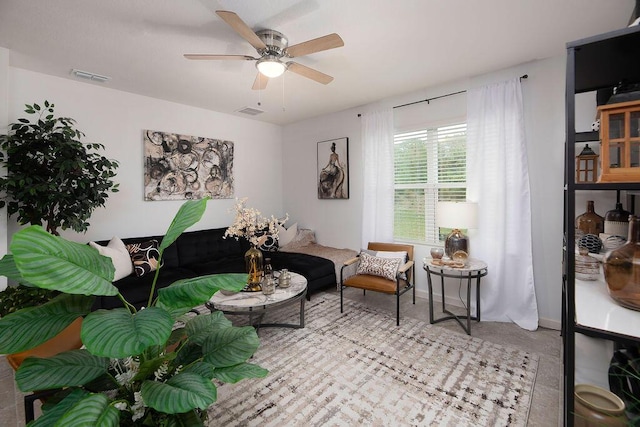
[207,293,538,426]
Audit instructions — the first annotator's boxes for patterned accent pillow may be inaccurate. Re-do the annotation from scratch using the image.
[356,252,402,281]
[257,231,279,252]
[126,240,162,278]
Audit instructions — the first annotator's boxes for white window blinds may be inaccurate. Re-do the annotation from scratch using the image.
[394,123,467,244]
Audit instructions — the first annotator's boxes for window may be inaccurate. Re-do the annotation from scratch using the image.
[394,122,467,244]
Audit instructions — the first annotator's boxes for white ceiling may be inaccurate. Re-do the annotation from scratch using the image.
[0,0,636,125]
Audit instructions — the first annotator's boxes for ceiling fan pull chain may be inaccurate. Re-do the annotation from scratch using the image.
[257,75,262,106]
[282,73,286,112]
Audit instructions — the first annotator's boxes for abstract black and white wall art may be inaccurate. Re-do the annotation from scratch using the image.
[143,130,234,201]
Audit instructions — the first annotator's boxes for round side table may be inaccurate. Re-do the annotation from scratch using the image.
[423,258,488,335]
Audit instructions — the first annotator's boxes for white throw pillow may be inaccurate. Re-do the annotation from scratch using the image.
[277,222,298,247]
[89,237,134,281]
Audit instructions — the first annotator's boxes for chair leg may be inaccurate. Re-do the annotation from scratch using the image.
[340,284,344,313]
[413,282,416,304]
[396,291,400,326]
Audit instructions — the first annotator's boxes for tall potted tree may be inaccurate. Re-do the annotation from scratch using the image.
[0,101,119,235]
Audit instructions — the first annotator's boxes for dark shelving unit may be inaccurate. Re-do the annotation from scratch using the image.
[564,25,640,426]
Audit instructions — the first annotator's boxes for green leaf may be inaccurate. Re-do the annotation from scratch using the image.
[157,273,247,311]
[213,362,268,383]
[55,393,120,427]
[180,361,215,380]
[185,311,232,346]
[82,307,173,358]
[0,254,33,285]
[16,349,109,391]
[0,294,92,354]
[160,198,209,253]
[141,372,217,414]
[10,226,117,296]
[202,327,260,368]
[31,388,89,427]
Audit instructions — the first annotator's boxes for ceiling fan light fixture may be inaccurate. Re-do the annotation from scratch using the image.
[256,56,286,78]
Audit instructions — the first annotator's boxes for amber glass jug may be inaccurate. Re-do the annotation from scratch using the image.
[602,215,640,311]
[576,200,604,236]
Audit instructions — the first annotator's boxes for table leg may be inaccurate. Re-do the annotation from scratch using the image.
[476,274,481,321]
[427,268,435,324]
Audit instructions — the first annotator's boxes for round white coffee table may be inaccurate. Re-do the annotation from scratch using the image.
[207,271,307,329]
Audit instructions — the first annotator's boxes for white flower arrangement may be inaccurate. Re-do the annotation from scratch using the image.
[224,198,287,246]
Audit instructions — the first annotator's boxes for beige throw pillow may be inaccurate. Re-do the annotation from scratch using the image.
[89,237,134,281]
[277,222,298,247]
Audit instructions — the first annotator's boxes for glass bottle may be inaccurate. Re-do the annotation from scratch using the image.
[261,258,275,297]
[604,202,631,238]
[576,200,604,236]
[602,215,640,311]
[263,257,273,280]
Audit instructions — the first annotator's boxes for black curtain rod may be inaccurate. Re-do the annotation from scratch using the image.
[357,74,528,117]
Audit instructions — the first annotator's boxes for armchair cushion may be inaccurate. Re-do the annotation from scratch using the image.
[355,252,402,281]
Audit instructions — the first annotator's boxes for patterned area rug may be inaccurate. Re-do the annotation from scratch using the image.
[207,293,538,426]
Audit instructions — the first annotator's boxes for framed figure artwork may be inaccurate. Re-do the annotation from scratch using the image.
[317,137,349,199]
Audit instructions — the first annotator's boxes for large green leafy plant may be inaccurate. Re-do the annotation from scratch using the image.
[0,198,267,426]
[0,101,119,235]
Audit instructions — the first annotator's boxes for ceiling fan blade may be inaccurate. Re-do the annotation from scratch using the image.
[216,10,267,51]
[285,33,344,58]
[252,73,268,90]
[184,54,256,60]
[286,62,334,85]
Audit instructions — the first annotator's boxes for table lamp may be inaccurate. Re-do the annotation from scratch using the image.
[436,201,478,258]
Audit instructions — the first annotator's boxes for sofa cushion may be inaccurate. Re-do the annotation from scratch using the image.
[185,255,247,276]
[268,251,336,293]
[94,267,199,310]
[176,228,248,266]
[277,222,297,247]
[89,237,133,281]
[127,240,162,277]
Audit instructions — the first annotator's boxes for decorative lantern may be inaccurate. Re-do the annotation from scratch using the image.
[598,100,640,182]
[576,144,599,183]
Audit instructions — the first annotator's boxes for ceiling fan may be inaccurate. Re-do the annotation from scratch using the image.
[184,10,344,90]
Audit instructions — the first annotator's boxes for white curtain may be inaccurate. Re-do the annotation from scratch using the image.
[466,78,539,330]
[361,109,394,247]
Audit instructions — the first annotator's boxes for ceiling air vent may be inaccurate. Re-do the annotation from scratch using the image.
[236,106,264,116]
[70,69,110,83]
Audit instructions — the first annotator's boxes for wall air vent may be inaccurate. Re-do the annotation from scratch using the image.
[70,69,110,83]
[236,106,264,116]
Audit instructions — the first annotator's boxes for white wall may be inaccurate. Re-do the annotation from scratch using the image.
[0,48,8,291]
[7,69,284,243]
[283,55,568,329]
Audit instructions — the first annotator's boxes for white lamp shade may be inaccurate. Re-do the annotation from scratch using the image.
[436,202,478,230]
[256,57,286,78]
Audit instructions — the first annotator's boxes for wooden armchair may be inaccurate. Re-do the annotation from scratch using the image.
[340,242,415,325]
